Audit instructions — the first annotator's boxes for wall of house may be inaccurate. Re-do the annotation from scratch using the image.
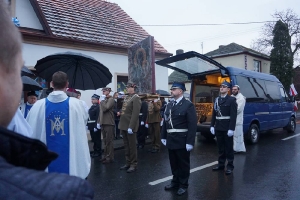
[22,43,169,107]
[212,54,270,74]
[15,0,43,30]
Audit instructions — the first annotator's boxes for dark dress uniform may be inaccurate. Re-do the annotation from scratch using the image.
[161,97,197,189]
[137,100,148,148]
[88,103,101,157]
[211,95,237,170]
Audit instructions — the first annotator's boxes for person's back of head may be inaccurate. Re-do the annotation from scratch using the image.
[51,71,69,91]
[0,1,23,127]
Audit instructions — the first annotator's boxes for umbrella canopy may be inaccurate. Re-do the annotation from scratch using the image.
[156,89,171,97]
[21,66,34,76]
[34,52,112,90]
[22,76,42,91]
[196,92,211,97]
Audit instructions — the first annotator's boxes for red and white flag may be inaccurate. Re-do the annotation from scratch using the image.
[289,84,298,96]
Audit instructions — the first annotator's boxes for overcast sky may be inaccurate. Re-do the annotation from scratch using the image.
[111,0,300,56]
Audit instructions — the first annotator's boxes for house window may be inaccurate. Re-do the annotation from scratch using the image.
[117,75,128,93]
[254,60,261,72]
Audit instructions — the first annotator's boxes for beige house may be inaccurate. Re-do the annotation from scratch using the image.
[168,43,270,92]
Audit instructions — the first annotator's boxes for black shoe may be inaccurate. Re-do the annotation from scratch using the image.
[147,148,154,152]
[126,166,137,173]
[151,149,160,153]
[177,188,187,196]
[164,183,179,191]
[212,166,225,171]
[225,169,233,175]
[137,145,144,149]
[91,153,101,158]
[120,165,130,170]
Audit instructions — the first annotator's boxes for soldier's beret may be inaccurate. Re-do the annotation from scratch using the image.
[102,87,112,92]
[126,82,137,88]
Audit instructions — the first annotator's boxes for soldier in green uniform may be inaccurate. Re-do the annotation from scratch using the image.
[118,82,141,173]
[146,98,162,153]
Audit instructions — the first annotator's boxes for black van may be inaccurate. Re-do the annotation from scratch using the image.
[156,51,296,143]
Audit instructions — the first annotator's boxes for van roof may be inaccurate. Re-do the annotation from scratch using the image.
[226,66,280,82]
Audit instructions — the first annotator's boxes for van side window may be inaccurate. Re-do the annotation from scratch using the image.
[264,81,281,103]
[235,76,267,102]
[279,87,288,102]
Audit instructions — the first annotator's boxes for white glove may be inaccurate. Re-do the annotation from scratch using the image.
[128,128,133,134]
[161,139,167,146]
[160,119,164,126]
[154,99,158,103]
[210,127,215,135]
[100,95,106,101]
[227,130,234,137]
[97,123,101,129]
[186,144,193,151]
[145,124,148,128]
[93,128,97,132]
[141,121,144,125]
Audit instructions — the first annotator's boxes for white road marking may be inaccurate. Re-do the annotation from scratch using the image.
[282,133,300,141]
[148,161,218,186]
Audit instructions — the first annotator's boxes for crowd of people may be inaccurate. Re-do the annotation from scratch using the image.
[0,0,246,198]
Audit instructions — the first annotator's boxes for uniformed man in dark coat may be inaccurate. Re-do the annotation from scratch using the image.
[210,80,237,175]
[161,82,197,196]
[87,94,101,158]
[137,97,148,149]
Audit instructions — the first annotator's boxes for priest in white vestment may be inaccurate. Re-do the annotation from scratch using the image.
[26,71,90,179]
[20,91,38,118]
[231,85,246,153]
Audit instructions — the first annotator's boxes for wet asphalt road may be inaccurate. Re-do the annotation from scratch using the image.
[87,126,300,200]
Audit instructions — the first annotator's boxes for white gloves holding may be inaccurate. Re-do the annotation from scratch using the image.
[93,128,97,132]
[128,128,133,134]
[227,130,234,137]
[100,95,106,101]
[210,127,215,135]
[141,121,144,126]
[154,99,158,103]
[160,119,164,126]
[97,123,101,129]
[145,124,149,128]
[186,144,193,151]
[161,139,167,146]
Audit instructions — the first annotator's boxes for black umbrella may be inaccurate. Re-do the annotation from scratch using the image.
[22,76,42,91]
[196,92,211,97]
[156,89,171,96]
[21,65,34,76]
[34,52,112,90]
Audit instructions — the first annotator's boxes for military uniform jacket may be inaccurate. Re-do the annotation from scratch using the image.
[146,100,162,123]
[87,104,100,130]
[98,96,115,126]
[210,95,237,131]
[139,101,148,122]
[161,98,197,150]
[118,94,142,132]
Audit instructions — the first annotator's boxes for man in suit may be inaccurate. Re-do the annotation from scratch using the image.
[118,82,141,173]
[210,80,237,175]
[161,82,197,196]
[88,94,101,158]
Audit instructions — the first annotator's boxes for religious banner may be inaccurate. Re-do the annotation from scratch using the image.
[128,36,155,94]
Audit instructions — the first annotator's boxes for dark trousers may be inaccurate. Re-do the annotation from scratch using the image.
[215,130,234,170]
[90,129,102,154]
[115,120,120,138]
[121,130,137,167]
[168,148,190,188]
[137,119,147,146]
[149,122,161,150]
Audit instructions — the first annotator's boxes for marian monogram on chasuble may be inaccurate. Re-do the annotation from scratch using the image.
[121,94,139,115]
[45,98,70,174]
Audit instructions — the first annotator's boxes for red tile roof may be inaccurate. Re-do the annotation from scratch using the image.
[32,0,169,54]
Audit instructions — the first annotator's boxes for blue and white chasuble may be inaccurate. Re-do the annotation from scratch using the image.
[45,98,70,174]
[24,104,33,118]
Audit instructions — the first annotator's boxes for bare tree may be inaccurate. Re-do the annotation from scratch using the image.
[251,9,300,66]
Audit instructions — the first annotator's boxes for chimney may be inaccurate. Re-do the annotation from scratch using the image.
[176,49,184,55]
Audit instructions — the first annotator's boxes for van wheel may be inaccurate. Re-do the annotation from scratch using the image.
[247,124,259,144]
[286,117,296,133]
